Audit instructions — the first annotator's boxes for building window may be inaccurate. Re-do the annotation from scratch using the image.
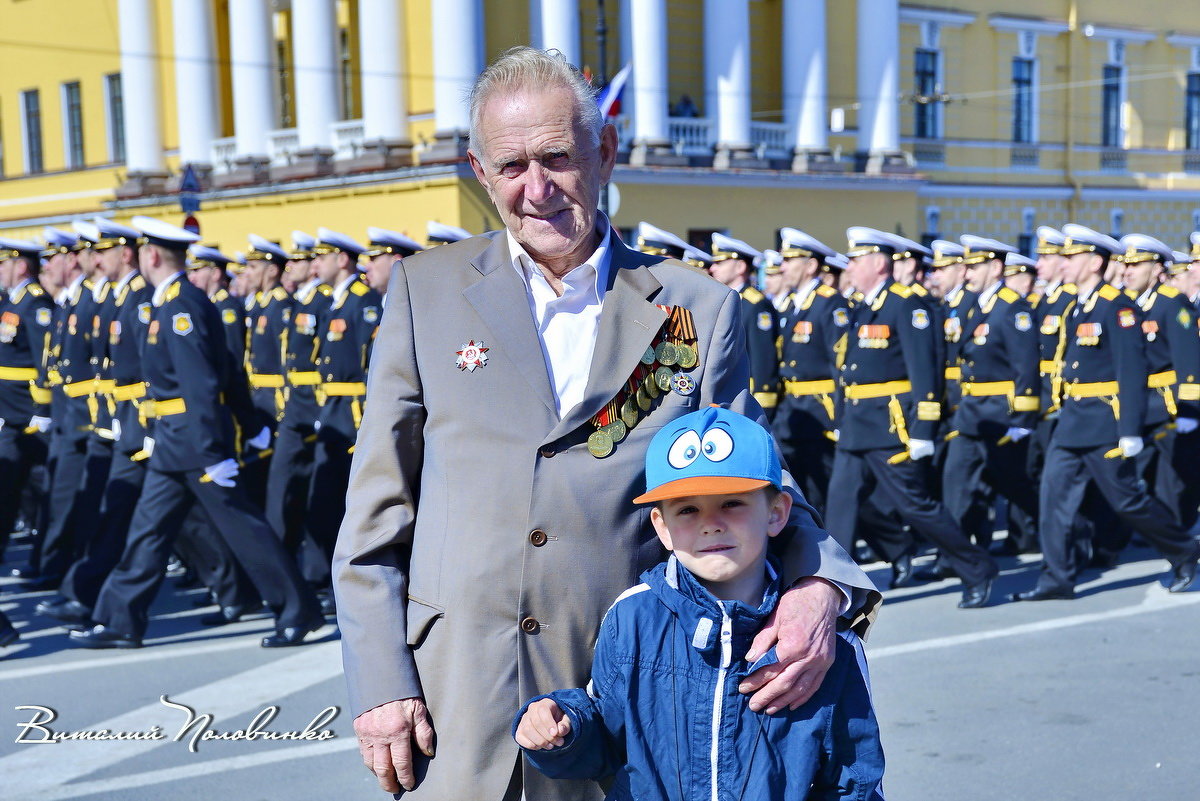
[62,81,84,168]
[339,28,355,121]
[276,39,294,129]
[1102,64,1123,148]
[1012,58,1035,143]
[21,89,44,174]
[104,73,125,163]
[914,48,941,139]
[1187,73,1200,151]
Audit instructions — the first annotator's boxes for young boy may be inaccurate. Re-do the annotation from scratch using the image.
[513,406,885,800]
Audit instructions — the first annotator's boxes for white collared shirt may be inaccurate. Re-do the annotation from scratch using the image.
[9,278,32,302]
[332,274,358,307]
[863,279,888,306]
[793,278,820,310]
[115,269,139,295]
[152,271,184,306]
[507,219,614,416]
[977,281,1002,310]
[64,272,85,306]
[91,276,108,302]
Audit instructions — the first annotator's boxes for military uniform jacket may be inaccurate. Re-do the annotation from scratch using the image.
[1031,283,1078,412]
[941,284,978,412]
[208,288,259,446]
[315,276,380,435]
[1056,283,1148,448]
[247,286,292,420]
[143,275,258,471]
[0,281,53,424]
[103,273,152,454]
[51,278,102,440]
[952,284,1040,437]
[212,288,248,367]
[837,281,944,451]
[282,280,333,427]
[737,285,780,411]
[1130,284,1200,427]
[776,280,850,439]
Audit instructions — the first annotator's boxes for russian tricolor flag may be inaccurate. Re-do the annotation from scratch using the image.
[596,62,632,119]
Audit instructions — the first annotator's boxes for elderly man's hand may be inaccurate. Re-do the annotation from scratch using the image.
[738,577,839,714]
[354,697,436,793]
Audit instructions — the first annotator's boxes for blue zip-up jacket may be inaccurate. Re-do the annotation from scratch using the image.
[513,556,884,800]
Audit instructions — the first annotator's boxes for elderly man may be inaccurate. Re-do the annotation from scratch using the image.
[334,47,878,800]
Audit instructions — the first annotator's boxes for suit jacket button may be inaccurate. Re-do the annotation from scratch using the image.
[539,446,556,458]
[529,529,548,546]
[520,616,540,634]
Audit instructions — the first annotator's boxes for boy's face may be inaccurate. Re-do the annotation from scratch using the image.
[649,490,791,600]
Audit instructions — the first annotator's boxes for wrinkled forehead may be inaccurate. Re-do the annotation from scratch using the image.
[477,86,588,151]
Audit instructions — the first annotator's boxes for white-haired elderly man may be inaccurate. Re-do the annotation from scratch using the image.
[334,46,879,800]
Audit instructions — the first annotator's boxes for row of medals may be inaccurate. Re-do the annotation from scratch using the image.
[587,337,699,458]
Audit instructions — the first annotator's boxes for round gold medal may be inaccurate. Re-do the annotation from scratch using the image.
[643,373,660,399]
[621,401,639,428]
[676,343,698,369]
[587,429,614,458]
[654,341,678,366]
[641,346,656,366]
[655,366,674,391]
[636,386,651,411]
[604,419,628,442]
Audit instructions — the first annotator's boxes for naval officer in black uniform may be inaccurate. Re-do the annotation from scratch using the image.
[710,232,780,415]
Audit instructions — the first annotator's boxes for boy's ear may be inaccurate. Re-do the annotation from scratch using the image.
[649,506,674,551]
[766,491,793,538]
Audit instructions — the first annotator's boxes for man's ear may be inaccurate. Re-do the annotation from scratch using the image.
[467,148,495,205]
[766,491,793,539]
[649,506,674,552]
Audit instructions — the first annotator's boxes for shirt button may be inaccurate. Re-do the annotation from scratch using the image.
[529,529,548,547]
[520,617,540,634]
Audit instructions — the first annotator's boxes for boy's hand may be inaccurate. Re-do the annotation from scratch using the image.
[515,699,572,750]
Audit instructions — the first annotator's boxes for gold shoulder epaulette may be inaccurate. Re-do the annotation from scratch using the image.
[1028,292,1042,308]
[272,286,289,302]
[741,286,764,303]
[889,284,912,298]
[817,284,837,298]
[82,278,94,291]
[1063,283,1078,295]
[27,283,44,297]
[998,287,1020,304]
[131,275,146,291]
[1158,285,1181,298]
[350,280,369,296]
[165,281,182,302]
[213,288,229,302]
[1123,288,1137,299]
[318,284,333,296]
[1099,284,1120,301]
[96,282,111,302]
[910,283,929,297]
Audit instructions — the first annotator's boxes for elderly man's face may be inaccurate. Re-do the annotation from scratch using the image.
[469,86,617,270]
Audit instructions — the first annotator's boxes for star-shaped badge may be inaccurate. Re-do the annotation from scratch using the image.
[456,340,489,372]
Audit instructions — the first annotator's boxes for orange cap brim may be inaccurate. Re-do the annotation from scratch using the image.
[633,476,772,504]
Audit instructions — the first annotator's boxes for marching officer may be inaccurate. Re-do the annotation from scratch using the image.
[824,227,998,608]
[426,221,472,248]
[762,249,786,309]
[0,237,54,565]
[72,217,322,649]
[282,231,316,294]
[1011,224,1200,601]
[306,229,381,571]
[187,245,247,364]
[1004,252,1038,298]
[941,236,1041,555]
[772,228,848,515]
[363,226,423,296]
[710,232,780,414]
[635,221,689,262]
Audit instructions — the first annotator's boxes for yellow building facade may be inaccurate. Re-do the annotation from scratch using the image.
[1,0,1199,257]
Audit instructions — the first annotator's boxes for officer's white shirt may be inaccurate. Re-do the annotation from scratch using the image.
[862,279,889,306]
[792,277,821,310]
[976,280,1003,310]
[151,271,184,306]
[507,217,614,417]
[62,272,86,306]
[331,274,359,307]
[114,269,139,295]
[91,275,108,302]
[9,278,33,302]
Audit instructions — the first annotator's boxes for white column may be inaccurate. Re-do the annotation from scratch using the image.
[292,0,340,151]
[173,0,219,167]
[117,0,164,174]
[630,0,668,145]
[784,0,827,154]
[537,0,580,66]
[359,0,409,142]
[432,0,483,135]
[857,0,900,156]
[704,0,752,152]
[228,0,275,161]
[529,0,543,48]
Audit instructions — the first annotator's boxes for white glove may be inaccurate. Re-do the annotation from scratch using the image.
[830,429,840,442]
[1175,417,1199,435]
[203,458,240,488]
[313,419,322,432]
[28,416,51,433]
[1004,427,1032,443]
[247,426,272,450]
[1119,436,1144,459]
[0,418,5,432]
[907,438,935,461]
[142,436,156,457]
[111,418,122,441]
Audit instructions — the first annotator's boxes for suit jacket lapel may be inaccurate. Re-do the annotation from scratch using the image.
[545,244,667,443]
[462,235,559,417]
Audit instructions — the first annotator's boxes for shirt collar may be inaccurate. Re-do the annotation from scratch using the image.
[116,270,139,293]
[91,276,108,302]
[8,278,32,301]
[332,274,358,304]
[152,271,184,306]
[1136,285,1155,307]
[977,280,1003,309]
[796,277,820,303]
[507,212,614,301]
[863,279,888,306]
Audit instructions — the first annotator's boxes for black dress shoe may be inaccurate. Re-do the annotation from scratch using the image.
[1009,586,1075,602]
[1168,558,1198,593]
[319,593,337,617]
[9,565,39,580]
[261,616,324,648]
[0,619,18,648]
[890,553,914,589]
[37,599,92,625]
[989,538,1021,557]
[958,577,994,609]
[21,574,62,592]
[69,625,142,649]
[200,604,249,626]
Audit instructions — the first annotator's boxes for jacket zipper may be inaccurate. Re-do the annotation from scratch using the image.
[710,610,732,801]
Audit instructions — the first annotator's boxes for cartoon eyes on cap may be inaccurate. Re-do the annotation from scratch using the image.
[667,428,735,468]
[701,429,734,461]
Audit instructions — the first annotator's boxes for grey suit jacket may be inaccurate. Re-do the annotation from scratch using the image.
[333,231,881,800]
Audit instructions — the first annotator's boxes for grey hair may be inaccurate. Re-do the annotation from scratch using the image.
[468,46,602,158]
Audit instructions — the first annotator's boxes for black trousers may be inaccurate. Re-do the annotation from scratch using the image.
[60,451,145,609]
[0,426,47,556]
[1035,441,1200,593]
[778,435,835,519]
[92,465,320,639]
[265,422,329,586]
[174,500,260,610]
[943,434,1039,549]
[826,448,997,586]
[37,435,111,580]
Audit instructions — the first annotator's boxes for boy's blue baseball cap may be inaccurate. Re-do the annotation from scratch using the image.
[634,406,782,504]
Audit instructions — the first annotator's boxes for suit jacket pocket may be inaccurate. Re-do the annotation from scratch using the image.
[406,596,444,648]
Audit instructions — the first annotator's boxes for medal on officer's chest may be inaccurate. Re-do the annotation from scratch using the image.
[1143,320,1159,342]
[0,312,17,343]
[857,324,890,348]
[1076,322,1102,346]
[587,305,698,458]
[972,324,989,346]
[792,320,813,343]
[147,319,160,345]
